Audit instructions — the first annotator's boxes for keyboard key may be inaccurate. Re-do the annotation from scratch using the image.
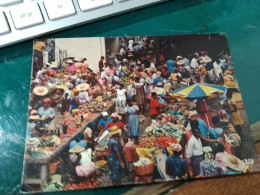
[0,12,10,35]
[0,0,22,6]
[44,0,76,21]
[9,3,44,30]
[78,0,112,12]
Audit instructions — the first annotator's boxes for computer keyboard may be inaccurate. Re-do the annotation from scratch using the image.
[0,0,167,48]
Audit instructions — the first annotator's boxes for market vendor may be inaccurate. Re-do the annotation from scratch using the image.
[98,112,112,132]
[107,126,128,185]
[189,111,209,143]
[51,89,64,107]
[62,82,73,113]
[69,133,87,149]
[66,59,77,74]
[76,83,90,103]
[26,110,40,139]
[150,92,167,119]
[38,98,55,125]
[69,89,79,113]
[166,144,190,179]
[186,120,223,177]
[69,145,97,178]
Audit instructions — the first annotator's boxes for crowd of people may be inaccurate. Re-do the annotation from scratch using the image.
[25,36,250,191]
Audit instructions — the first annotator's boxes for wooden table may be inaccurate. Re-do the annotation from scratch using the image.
[22,102,115,186]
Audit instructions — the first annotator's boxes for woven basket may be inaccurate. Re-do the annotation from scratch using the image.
[134,163,154,176]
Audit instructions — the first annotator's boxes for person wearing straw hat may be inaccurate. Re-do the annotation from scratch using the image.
[215,144,245,174]
[33,86,48,97]
[70,145,97,178]
[166,143,190,179]
[66,59,77,74]
[77,83,90,103]
[26,110,40,139]
[107,125,127,185]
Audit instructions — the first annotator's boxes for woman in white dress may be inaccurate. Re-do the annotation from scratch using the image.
[115,83,127,114]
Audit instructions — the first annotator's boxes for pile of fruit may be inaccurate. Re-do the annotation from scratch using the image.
[157,136,177,147]
[224,68,238,87]
[137,137,157,148]
[66,128,78,134]
[64,179,100,189]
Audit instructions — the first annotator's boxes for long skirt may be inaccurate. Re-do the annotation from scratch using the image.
[191,155,204,176]
[128,114,139,137]
[115,98,126,114]
[145,84,154,99]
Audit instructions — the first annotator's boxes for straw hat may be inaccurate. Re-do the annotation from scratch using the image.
[177,60,185,66]
[73,88,79,94]
[69,145,85,153]
[201,51,208,54]
[76,83,90,91]
[109,125,121,136]
[50,61,59,68]
[56,84,67,90]
[201,56,212,63]
[66,59,74,64]
[33,86,48,96]
[221,154,245,171]
[29,110,40,120]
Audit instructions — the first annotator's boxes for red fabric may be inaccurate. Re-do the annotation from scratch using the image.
[105,121,124,130]
[150,98,160,115]
[196,100,213,128]
[159,54,165,62]
[48,69,56,76]
[109,68,115,75]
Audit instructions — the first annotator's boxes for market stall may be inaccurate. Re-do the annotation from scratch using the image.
[23,102,115,186]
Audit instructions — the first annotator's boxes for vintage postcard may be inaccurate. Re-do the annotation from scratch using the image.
[21,34,259,193]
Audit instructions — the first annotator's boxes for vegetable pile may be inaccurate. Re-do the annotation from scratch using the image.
[156,136,177,147]
[137,137,157,148]
[65,179,100,189]
[154,124,183,137]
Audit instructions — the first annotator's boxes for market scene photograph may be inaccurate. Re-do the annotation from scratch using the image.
[21,34,259,192]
